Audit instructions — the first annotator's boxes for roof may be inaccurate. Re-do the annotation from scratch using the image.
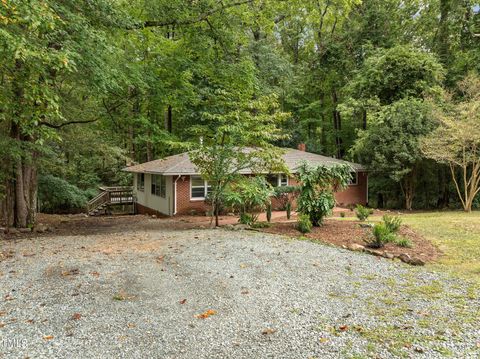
[124,148,365,175]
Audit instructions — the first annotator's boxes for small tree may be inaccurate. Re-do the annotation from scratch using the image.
[223,177,273,225]
[189,93,289,226]
[422,74,480,212]
[296,162,352,226]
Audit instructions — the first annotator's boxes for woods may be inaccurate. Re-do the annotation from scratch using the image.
[1,0,479,227]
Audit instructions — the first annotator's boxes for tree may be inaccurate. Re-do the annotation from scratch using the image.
[352,98,435,210]
[189,93,289,227]
[296,162,352,226]
[422,73,480,212]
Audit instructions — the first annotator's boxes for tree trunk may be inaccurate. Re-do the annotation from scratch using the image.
[332,89,343,158]
[164,105,172,133]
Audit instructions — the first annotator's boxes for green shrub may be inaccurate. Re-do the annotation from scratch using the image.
[251,221,271,229]
[340,212,346,218]
[38,175,90,213]
[274,185,299,219]
[395,237,413,248]
[223,177,273,225]
[296,214,312,234]
[239,213,253,225]
[286,202,292,220]
[355,204,373,221]
[365,223,396,248]
[382,214,402,233]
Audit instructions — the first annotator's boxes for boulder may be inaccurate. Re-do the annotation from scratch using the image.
[383,252,395,260]
[347,243,365,252]
[358,223,374,229]
[34,224,48,233]
[408,257,426,266]
[397,253,411,264]
[364,248,384,257]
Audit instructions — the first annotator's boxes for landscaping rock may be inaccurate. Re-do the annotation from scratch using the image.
[358,223,374,229]
[34,224,48,233]
[408,257,426,266]
[397,253,411,264]
[18,228,32,233]
[233,224,250,231]
[364,248,384,257]
[347,243,365,252]
[383,252,395,260]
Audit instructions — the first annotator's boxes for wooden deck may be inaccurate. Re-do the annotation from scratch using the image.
[87,186,134,215]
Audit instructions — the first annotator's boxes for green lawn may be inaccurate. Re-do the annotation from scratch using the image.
[399,211,480,282]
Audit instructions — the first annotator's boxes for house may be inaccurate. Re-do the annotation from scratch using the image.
[124,146,368,216]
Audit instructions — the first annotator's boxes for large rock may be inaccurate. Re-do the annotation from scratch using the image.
[18,228,32,233]
[347,243,365,252]
[34,224,49,233]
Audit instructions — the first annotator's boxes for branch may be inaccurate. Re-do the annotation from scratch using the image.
[39,119,98,129]
[135,0,254,29]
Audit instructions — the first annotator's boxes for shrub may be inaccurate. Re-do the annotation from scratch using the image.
[239,213,253,225]
[223,177,273,225]
[296,162,352,226]
[296,214,312,234]
[274,185,299,219]
[395,237,413,248]
[340,212,346,218]
[355,204,373,221]
[382,214,402,233]
[38,175,90,213]
[365,223,396,248]
[251,221,271,229]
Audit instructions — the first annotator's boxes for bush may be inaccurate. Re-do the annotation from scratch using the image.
[266,203,272,223]
[355,204,373,221]
[38,175,91,213]
[382,214,402,233]
[395,237,413,248]
[251,221,271,229]
[340,212,346,218]
[365,223,396,248]
[223,177,273,225]
[274,185,299,219]
[296,214,312,234]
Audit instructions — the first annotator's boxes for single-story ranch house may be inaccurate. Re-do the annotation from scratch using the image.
[124,146,368,216]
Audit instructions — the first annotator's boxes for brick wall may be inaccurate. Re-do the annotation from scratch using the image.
[175,176,210,215]
[174,173,368,215]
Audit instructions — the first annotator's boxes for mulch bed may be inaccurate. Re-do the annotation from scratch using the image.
[260,219,442,263]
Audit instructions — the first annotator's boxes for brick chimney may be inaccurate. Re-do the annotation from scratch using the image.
[297,143,306,152]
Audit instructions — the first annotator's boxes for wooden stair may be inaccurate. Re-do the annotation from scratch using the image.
[87,187,135,216]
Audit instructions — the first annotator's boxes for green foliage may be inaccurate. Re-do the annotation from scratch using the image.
[395,237,413,248]
[223,177,274,225]
[296,214,312,234]
[366,223,396,248]
[296,162,352,226]
[355,205,373,221]
[38,175,92,213]
[383,215,402,233]
[273,185,299,219]
[340,211,346,218]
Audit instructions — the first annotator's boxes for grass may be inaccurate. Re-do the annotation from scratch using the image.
[399,211,480,282]
[333,210,480,282]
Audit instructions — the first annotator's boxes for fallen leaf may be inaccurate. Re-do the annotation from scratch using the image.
[239,263,247,269]
[43,335,54,341]
[90,271,100,277]
[127,323,136,328]
[0,311,6,316]
[339,325,349,332]
[4,294,14,301]
[0,323,5,328]
[61,268,79,277]
[261,328,276,335]
[241,290,249,295]
[179,299,187,304]
[25,319,34,324]
[195,309,216,319]
[72,313,81,320]
[319,337,329,343]
[156,255,165,263]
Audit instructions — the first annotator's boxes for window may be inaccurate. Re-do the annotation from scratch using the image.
[151,175,166,197]
[266,174,288,187]
[349,172,358,185]
[137,173,145,191]
[191,175,211,199]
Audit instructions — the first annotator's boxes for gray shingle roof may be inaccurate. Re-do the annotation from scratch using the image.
[124,148,365,175]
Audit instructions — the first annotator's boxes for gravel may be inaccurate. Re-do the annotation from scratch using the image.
[0,225,479,358]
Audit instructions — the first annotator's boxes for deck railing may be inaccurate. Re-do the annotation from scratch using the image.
[87,186,134,214]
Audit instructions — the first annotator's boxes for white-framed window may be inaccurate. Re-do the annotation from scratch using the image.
[190,175,211,200]
[266,174,289,187]
[151,175,166,198]
[137,173,145,191]
[349,172,358,185]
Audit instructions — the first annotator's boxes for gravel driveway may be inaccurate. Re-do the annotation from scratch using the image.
[1,219,479,358]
